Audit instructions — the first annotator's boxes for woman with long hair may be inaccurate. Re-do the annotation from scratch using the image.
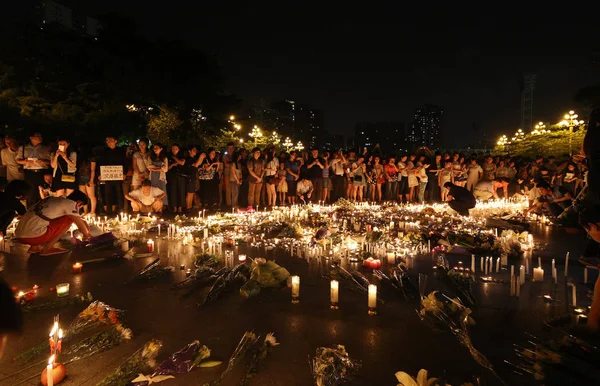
[77,144,97,214]
[147,143,169,206]
[50,137,77,197]
[185,145,200,211]
[200,148,220,208]
[264,147,279,207]
[132,138,150,190]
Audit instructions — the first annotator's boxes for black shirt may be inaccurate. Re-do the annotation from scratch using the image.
[448,184,475,204]
[98,147,128,174]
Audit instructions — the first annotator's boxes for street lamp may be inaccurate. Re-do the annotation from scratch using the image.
[296,141,304,152]
[228,115,235,122]
[532,122,547,135]
[283,137,293,152]
[249,125,263,147]
[270,131,281,146]
[560,110,585,156]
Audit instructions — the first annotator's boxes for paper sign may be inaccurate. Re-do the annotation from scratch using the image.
[100,165,124,181]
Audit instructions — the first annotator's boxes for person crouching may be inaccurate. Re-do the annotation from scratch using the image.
[15,190,91,256]
[125,179,166,214]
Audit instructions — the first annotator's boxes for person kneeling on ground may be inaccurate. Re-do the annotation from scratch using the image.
[125,179,166,214]
[0,180,30,237]
[473,180,502,201]
[15,190,91,256]
[296,175,314,204]
[443,181,476,216]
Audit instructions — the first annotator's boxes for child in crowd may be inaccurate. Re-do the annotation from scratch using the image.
[277,163,287,205]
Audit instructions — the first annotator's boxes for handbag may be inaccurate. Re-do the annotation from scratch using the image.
[198,167,215,180]
[353,175,363,182]
[58,161,76,183]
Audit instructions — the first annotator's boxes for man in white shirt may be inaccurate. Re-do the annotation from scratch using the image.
[15,191,91,256]
[296,176,314,204]
[0,135,24,182]
[125,179,166,213]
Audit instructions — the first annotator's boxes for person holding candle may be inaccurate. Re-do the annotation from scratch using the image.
[14,191,92,256]
[125,179,166,214]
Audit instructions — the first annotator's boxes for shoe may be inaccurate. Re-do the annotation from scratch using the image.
[39,247,69,256]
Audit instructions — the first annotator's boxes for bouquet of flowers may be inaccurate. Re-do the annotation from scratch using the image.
[492,230,528,257]
[433,254,476,306]
[97,339,162,386]
[310,344,361,386]
[214,331,260,384]
[239,333,279,386]
[21,292,93,312]
[198,263,251,308]
[373,264,418,301]
[418,291,501,383]
[128,258,174,283]
[240,258,290,299]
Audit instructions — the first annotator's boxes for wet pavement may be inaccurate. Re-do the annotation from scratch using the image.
[0,219,595,386]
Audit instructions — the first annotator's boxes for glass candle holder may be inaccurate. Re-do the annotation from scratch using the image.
[56,283,70,297]
[291,276,300,304]
[367,284,377,315]
[330,280,339,310]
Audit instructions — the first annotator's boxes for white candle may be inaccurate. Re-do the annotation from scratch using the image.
[520,266,525,284]
[157,221,160,236]
[538,257,542,268]
[480,257,484,273]
[121,241,129,252]
[568,283,576,306]
[368,284,377,314]
[47,355,55,386]
[584,268,588,284]
[496,258,500,273]
[489,257,493,274]
[471,254,475,273]
[204,228,209,239]
[238,254,246,263]
[551,259,555,272]
[386,252,395,265]
[565,252,570,277]
[516,277,520,297]
[330,280,339,307]
[533,267,544,282]
[291,276,300,303]
[553,267,557,284]
[484,257,488,275]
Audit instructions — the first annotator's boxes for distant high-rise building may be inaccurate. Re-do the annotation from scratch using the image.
[520,74,536,133]
[270,100,325,148]
[354,122,406,155]
[324,134,345,150]
[40,0,102,36]
[408,104,443,149]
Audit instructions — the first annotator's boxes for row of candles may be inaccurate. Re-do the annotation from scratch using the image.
[290,276,378,315]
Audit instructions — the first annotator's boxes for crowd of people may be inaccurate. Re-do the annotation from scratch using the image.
[0,133,591,220]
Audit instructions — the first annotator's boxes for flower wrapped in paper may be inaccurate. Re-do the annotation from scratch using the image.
[310,344,361,386]
[97,339,162,386]
[240,258,290,299]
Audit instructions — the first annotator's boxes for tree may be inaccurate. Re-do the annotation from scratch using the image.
[147,105,182,145]
[494,128,587,157]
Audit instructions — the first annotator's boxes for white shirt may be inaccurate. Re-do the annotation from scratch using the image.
[1,147,25,181]
[129,187,165,205]
[15,197,80,238]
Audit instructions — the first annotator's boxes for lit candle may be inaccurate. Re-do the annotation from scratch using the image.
[538,257,542,268]
[56,283,69,297]
[515,277,520,297]
[533,266,544,282]
[471,254,475,272]
[147,239,154,253]
[330,280,339,309]
[238,254,247,263]
[47,354,55,386]
[496,257,500,273]
[157,220,160,236]
[480,257,484,273]
[551,259,555,272]
[552,267,557,284]
[204,228,209,239]
[386,252,395,265]
[510,266,515,296]
[368,284,377,315]
[72,262,82,273]
[565,252,570,277]
[291,276,300,303]
[568,283,577,306]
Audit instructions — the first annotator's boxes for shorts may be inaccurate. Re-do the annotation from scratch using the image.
[186,177,196,193]
[17,216,74,246]
[322,177,331,189]
[287,180,297,195]
[79,175,91,185]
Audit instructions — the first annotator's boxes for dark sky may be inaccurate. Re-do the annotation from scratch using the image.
[15,2,600,147]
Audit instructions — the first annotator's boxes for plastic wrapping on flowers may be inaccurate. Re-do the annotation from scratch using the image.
[240,258,290,298]
[310,345,361,386]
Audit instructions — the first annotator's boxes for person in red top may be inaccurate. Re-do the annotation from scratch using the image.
[384,156,398,201]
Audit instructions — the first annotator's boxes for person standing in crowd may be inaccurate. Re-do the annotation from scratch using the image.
[443,181,476,216]
[285,151,302,205]
[222,142,235,207]
[351,156,367,201]
[50,138,77,197]
[321,151,332,204]
[147,142,168,208]
[384,156,398,202]
[15,191,92,256]
[1,134,24,183]
[185,145,200,211]
[16,132,50,207]
[247,147,265,209]
[426,152,442,203]
[200,148,220,208]
[466,157,482,191]
[438,160,453,202]
[264,147,279,208]
[306,148,324,203]
[97,135,128,214]
[482,156,496,181]
[167,144,187,214]
[330,150,346,202]
[397,155,409,203]
[416,160,430,203]
[132,138,150,192]
[77,145,97,215]
[122,144,135,212]
[494,160,511,199]
[229,152,243,208]
[277,161,287,205]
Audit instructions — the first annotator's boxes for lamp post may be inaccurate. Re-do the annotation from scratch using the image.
[283,137,293,152]
[296,141,304,152]
[270,131,281,146]
[250,125,263,147]
[561,111,585,156]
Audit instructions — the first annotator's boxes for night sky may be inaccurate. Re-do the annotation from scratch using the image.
[11,2,600,147]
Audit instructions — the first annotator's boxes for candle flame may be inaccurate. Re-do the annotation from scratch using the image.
[48,354,55,365]
[58,329,63,339]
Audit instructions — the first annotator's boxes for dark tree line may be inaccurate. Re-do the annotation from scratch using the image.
[0,14,241,144]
